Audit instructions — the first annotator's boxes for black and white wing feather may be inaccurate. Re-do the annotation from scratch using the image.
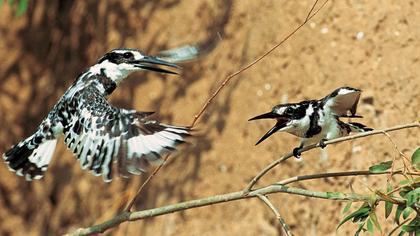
[3,119,59,181]
[64,85,190,182]
[321,87,362,117]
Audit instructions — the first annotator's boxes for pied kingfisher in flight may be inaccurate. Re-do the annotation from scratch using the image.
[249,87,372,158]
[3,48,191,182]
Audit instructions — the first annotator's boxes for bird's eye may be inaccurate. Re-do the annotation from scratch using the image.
[123,52,132,59]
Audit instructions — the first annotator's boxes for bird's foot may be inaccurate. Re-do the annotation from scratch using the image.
[293,147,302,159]
[319,139,328,149]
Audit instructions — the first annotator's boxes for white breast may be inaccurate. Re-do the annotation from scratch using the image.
[320,111,342,140]
[283,105,314,137]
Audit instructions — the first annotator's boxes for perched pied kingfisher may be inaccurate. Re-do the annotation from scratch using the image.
[3,48,191,182]
[249,87,372,158]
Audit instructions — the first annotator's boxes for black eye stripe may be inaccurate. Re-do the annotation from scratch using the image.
[123,52,133,58]
[98,51,134,63]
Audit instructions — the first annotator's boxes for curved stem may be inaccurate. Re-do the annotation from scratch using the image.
[257,194,293,236]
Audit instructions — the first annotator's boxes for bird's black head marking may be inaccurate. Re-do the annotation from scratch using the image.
[98,49,137,64]
[97,48,180,75]
[273,101,312,120]
[249,101,315,145]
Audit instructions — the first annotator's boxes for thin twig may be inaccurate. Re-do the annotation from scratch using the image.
[126,0,330,209]
[276,170,420,186]
[387,217,413,236]
[381,131,413,173]
[244,122,420,193]
[190,0,329,127]
[66,184,369,236]
[66,143,420,236]
[256,194,293,236]
[306,0,320,21]
[124,154,170,212]
[386,178,420,196]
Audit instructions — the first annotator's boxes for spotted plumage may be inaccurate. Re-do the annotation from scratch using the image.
[3,48,190,182]
[249,87,372,158]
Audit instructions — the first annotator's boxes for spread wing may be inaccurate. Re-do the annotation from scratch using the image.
[321,87,362,117]
[63,86,190,182]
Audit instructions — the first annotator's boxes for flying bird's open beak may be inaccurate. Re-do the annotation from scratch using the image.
[135,56,181,74]
[249,112,290,145]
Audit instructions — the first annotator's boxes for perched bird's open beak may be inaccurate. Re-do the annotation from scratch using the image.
[249,112,290,145]
[134,56,181,74]
[248,112,281,121]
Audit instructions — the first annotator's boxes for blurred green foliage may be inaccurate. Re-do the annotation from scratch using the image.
[338,147,420,235]
[0,0,29,17]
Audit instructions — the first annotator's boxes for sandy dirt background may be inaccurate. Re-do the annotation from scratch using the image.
[0,1,419,235]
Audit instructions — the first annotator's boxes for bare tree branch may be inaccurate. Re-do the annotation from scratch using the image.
[66,184,369,236]
[66,156,420,235]
[244,122,420,193]
[276,170,420,186]
[256,194,293,236]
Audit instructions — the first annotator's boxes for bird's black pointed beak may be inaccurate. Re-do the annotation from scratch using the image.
[134,56,181,75]
[249,111,290,145]
[255,121,287,145]
[249,112,281,121]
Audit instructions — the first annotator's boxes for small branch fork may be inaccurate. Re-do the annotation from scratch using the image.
[244,122,420,193]
[256,194,293,236]
[124,0,330,211]
[67,120,419,236]
[67,166,419,236]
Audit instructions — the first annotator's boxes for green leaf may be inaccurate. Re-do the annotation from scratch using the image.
[369,212,382,233]
[403,188,420,207]
[401,225,418,233]
[342,201,352,214]
[337,204,371,230]
[366,218,374,234]
[412,147,420,170]
[402,207,413,220]
[385,201,393,219]
[395,205,404,224]
[369,161,393,173]
[384,182,394,219]
[399,186,412,198]
[15,0,27,17]
[352,209,370,223]
[399,179,411,186]
[401,218,420,232]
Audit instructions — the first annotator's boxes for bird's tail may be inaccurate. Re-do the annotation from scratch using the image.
[3,133,57,181]
[347,122,373,133]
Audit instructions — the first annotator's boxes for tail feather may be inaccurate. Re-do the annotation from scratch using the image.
[3,136,57,180]
[348,122,373,133]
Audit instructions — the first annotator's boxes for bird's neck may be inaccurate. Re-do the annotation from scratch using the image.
[89,61,129,84]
